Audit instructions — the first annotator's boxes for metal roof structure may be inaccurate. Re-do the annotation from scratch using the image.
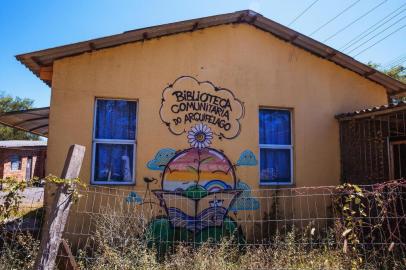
[0,107,49,137]
[16,10,406,94]
[0,140,47,148]
[336,101,406,121]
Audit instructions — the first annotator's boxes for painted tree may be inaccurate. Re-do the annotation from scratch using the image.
[0,92,39,140]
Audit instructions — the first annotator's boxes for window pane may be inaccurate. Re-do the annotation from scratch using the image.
[10,155,21,171]
[94,144,134,182]
[260,148,291,183]
[259,109,291,145]
[95,99,137,140]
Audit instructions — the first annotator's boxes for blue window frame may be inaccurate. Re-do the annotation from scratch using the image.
[10,155,21,171]
[259,109,293,185]
[91,98,137,184]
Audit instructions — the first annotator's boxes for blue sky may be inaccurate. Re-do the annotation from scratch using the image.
[1,0,405,107]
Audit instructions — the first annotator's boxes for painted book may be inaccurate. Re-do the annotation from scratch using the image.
[153,190,241,232]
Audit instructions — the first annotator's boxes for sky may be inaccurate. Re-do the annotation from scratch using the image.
[1,0,405,107]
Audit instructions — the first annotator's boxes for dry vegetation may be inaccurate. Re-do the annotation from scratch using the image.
[74,205,373,270]
[1,178,405,269]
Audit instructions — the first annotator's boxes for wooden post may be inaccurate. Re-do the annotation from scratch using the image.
[33,144,85,270]
[58,239,78,270]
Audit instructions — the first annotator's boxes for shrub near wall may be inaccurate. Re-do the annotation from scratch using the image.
[333,180,406,269]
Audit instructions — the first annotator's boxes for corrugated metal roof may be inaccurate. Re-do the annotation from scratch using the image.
[336,101,406,120]
[16,10,406,94]
[0,107,49,137]
[0,140,47,148]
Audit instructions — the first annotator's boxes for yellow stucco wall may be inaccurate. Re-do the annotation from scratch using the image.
[47,23,386,190]
[43,23,389,243]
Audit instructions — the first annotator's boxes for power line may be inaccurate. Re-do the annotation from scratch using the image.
[385,53,406,66]
[391,57,406,67]
[343,8,406,52]
[309,0,361,36]
[384,53,406,68]
[395,58,406,66]
[340,2,406,51]
[340,4,406,51]
[390,58,406,68]
[387,57,406,68]
[323,0,387,42]
[347,14,406,54]
[288,0,321,26]
[353,23,406,57]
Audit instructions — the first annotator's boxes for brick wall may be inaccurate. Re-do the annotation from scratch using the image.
[0,147,46,181]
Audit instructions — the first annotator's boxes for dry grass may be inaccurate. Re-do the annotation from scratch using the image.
[75,205,361,270]
[0,206,400,270]
[79,234,351,270]
[2,179,405,270]
[0,233,39,270]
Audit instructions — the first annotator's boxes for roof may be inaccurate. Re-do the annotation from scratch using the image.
[336,101,406,121]
[0,107,49,137]
[16,10,405,95]
[0,140,47,148]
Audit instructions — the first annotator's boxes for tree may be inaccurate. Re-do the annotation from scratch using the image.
[367,62,406,102]
[383,65,406,84]
[0,92,39,140]
[368,62,406,84]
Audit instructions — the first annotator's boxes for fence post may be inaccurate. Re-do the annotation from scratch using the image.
[33,144,85,270]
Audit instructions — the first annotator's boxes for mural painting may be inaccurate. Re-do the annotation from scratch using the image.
[159,76,245,139]
[236,150,258,167]
[230,181,259,212]
[130,77,259,250]
[126,191,142,204]
[147,148,177,171]
[146,130,247,248]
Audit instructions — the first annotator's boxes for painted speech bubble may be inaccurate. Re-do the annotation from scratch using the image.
[160,76,245,140]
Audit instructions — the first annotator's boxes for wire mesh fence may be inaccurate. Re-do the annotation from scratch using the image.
[1,180,405,269]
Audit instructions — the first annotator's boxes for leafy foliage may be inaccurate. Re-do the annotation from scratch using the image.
[334,183,366,269]
[0,177,27,223]
[0,175,85,269]
[368,62,406,84]
[384,66,406,84]
[0,92,39,140]
[0,233,39,270]
[333,180,406,270]
[367,62,406,102]
[44,174,86,202]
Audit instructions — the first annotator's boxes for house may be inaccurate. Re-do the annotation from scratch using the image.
[0,140,47,181]
[1,10,405,244]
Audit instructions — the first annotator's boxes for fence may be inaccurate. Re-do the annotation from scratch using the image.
[1,180,405,269]
[338,105,406,184]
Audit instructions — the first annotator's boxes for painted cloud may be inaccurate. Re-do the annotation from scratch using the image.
[147,148,177,171]
[126,191,142,204]
[230,181,259,211]
[237,150,258,166]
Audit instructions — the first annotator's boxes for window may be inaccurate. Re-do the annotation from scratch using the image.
[389,139,406,180]
[10,155,21,171]
[259,109,293,185]
[92,99,137,184]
